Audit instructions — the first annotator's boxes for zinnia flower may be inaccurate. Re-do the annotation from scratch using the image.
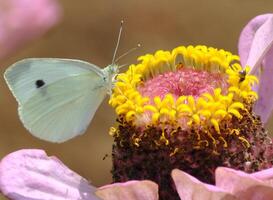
[108,13,273,199]
[0,0,61,59]
[1,13,273,200]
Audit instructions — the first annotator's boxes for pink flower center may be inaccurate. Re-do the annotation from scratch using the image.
[138,68,228,100]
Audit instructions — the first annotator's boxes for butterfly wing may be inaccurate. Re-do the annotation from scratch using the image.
[4,58,105,105]
[5,58,107,143]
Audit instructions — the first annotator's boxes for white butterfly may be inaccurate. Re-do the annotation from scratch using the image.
[4,58,119,143]
[4,21,138,143]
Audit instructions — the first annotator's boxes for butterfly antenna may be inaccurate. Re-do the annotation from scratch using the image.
[112,20,124,64]
[118,63,128,69]
[115,43,141,63]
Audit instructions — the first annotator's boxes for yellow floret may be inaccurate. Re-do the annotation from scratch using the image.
[109,45,258,135]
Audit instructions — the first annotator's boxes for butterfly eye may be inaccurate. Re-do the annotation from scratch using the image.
[35,79,45,88]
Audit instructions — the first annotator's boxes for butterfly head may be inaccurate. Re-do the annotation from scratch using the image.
[105,63,119,78]
[102,64,119,94]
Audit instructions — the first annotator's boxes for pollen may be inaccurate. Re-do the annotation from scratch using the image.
[109,45,259,148]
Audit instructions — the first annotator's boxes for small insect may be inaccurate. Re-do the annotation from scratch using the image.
[102,154,109,160]
[239,69,247,83]
[4,21,140,143]
[230,65,247,83]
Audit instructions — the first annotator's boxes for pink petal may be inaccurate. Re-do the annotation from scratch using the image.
[171,169,237,200]
[252,167,273,187]
[238,14,273,71]
[216,167,273,200]
[254,45,273,123]
[96,180,159,200]
[0,0,62,59]
[238,14,273,123]
[0,149,100,200]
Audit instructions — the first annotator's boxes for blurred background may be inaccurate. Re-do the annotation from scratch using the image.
[0,0,273,189]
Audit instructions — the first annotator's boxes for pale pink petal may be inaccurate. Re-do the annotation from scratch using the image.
[0,0,62,59]
[96,180,159,200]
[171,169,237,200]
[252,167,273,187]
[254,45,273,123]
[0,149,100,200]
[216,167,273,200]
[238,14,273,123]
[238,14,273,72]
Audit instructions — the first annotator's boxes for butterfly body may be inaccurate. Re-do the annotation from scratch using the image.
[4,58,119,143]
[101,63,119,94]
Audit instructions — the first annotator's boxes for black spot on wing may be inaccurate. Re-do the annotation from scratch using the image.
[36,80,45,88]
